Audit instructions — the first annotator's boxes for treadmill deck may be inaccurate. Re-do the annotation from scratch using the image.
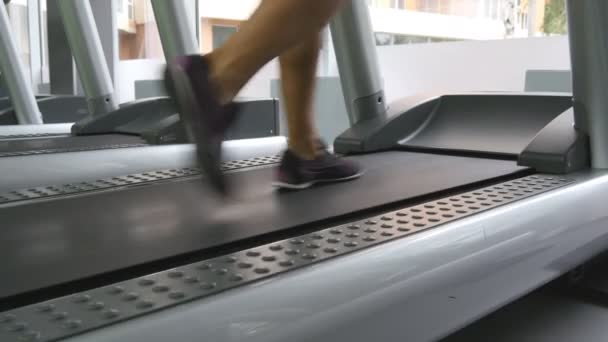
[0,134,147,157]
[0,151,526,302]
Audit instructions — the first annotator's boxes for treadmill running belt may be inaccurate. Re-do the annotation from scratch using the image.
[0,134,146,157]
[0,151,525,301]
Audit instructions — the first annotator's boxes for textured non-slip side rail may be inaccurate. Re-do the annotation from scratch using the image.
[0,155,282,205]
[0,174,573,342]
[0,133,67,140]
[0,143,148,158]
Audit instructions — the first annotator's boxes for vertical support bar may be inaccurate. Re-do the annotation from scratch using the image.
[27,0,42,88]
[56,0,118,116]
[0,2,42,124]
[150,0,199,61]
[47,0,77,94]
[89,0,118,85]
[566,0,608,168]
[194,0,200,45]
[330,0,386,126]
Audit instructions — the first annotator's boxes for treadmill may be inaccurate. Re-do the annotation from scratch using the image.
[1,1,607,342]
[0,0,279,157]
[0,94,89,125]
[0,1,87,125]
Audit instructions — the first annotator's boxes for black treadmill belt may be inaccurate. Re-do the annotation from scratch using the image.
[0,151,525,300]
[0,134,146,157]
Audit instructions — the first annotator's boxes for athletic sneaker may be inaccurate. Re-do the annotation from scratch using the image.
[164,55,239,195]
[273,148,363,190]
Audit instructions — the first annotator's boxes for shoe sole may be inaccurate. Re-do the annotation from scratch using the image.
[271,171,365,190]
[165,64,227,195]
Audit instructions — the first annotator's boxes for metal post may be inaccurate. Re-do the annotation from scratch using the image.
[56,0,118,116]
[89,0,118,85]
[27,0,43,88]
[566,0,608,168]
[330,0,386,126]
[150,0,199,61]
[48,0,77,94]
[0,2,42,124]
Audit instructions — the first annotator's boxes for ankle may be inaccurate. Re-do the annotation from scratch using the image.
[205,52,239,105]
[288,138,319,160]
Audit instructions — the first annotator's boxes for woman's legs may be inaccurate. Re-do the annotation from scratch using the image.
[205,0,345,105]
[166,0,360,193]
[205,0,345,160]
[279,34,322,160]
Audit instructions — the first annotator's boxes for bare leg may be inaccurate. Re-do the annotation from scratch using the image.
[280,34,321,159]
[206,0,346,104]
[166,0,359,193]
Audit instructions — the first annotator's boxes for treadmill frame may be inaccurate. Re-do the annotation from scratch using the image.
[4,172,608,342]
[0,1,43,124]
[2,1,608,342]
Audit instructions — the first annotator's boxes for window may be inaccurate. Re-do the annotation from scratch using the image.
[212,25,237,50]
[367,0,568,46]
[5,0,30,73]
[118,0,164,60]
[127,0,134,20]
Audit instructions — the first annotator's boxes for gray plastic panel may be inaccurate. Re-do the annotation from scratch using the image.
[524,70,572,93]
[72,97,278,144]
[334,92,573,155]
[0,156,281,205]
[0,174,572,342]
[0,96,89,125]
[519,108,590,173]
[400,93,573,155]
[225,99,279,140]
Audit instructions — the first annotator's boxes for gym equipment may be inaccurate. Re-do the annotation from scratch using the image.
[0,1,88,124]
[0,1,607,342]
[0,0,279,156]
[0,95,89,124]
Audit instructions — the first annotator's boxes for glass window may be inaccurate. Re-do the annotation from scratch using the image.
[212,25,237,50]
[198,0,256,55]
[367,0,568,46]
[118,0,164,61]
[5,0,30,72]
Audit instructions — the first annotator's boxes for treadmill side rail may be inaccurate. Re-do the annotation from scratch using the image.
[334,93,441,153]
[0,96,89,125]
[72,97,280,145]
[71,97,186,145]
[0,173,578,342]
[334,92,573,156]
[518,108,590,174]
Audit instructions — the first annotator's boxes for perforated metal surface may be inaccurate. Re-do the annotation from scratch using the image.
[0,174,572,342]
[0,133,67,140]
[0,155,281,205]
[0,143,148,158]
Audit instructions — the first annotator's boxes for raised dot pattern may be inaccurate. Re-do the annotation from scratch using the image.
[0,175,570,342]
[0,156,282,205]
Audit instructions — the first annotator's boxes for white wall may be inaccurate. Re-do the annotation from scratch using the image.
[372,35,571,102]
[198,1,506,40]
[198,0,259,21]
[370,7,505,40]
[117,59,165,103]
[116,58,279,103]
[116,36,570,104]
